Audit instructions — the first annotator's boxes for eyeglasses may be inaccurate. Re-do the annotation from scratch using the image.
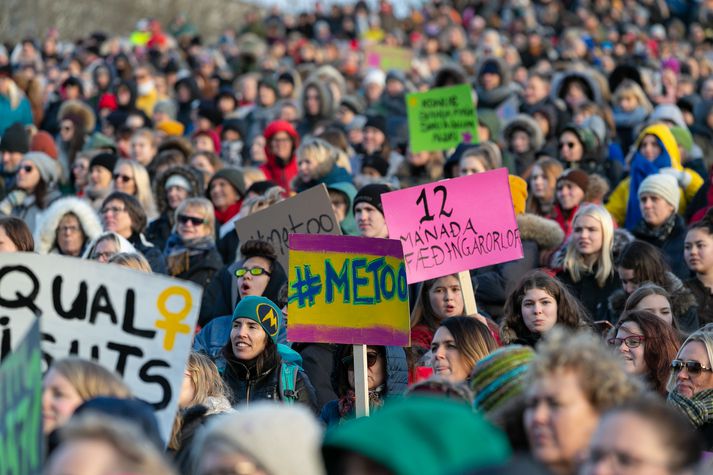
[177,214,206,226]
[607,335,645,349]
[92,251,115,261]
[342,352,379,370]
[58,225,81,234]
[559,141,576,149]
[18,164,34,174]
[671,359,713,375]
[235,267,271,278]
[113,173,133,183]
[100,206,126,215]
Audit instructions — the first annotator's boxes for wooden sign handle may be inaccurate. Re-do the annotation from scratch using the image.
[353,344,370,418]
[457,270,478,316]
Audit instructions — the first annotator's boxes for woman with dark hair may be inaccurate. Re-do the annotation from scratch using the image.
[212,295,317,410]
[320,345,408,426]
[623,284,690,333]
[99,191,166,274]
[684,210,713,324]
[0,216,34,251]
[527,157,563,219]
[410,274,466,356]
[608,310,681,395]
[431,317,498,383]
[0,151,61,233]
[501,270,591,346]
[611,240,699,332]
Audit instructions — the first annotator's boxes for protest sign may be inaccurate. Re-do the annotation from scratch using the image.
[235,184,341,270]
[365,44,414,71]
[406,84,478,153]
[287,234,410,346]
[381,168,523,284]
[0,254,202,441]
[0,319,42,475]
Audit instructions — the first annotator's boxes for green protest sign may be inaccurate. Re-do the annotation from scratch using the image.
[406,84,479,153]
[0,319,42,475]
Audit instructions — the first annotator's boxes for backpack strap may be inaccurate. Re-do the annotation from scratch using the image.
[279,363,299,405]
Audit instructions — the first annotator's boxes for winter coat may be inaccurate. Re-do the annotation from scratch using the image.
[217,345,318,413]
[166,241,223,290]
[502,114,545,177]
[2,188,62,234]
[685,278,713,326]
[474,213,565,320]
[557,267,621,323]
[551,69,604,110]
[394,156,445,189]
[292,343,338,410]
[0,92,33,135]
[296,79,334,138]
[34,197,103,255]
[326,181,358,236]
[320,346,409,426]
[260,121,300,195]
[608,272,699,332]
[475,57,521,121]
[128,231,167,274]
[632,214,691,281]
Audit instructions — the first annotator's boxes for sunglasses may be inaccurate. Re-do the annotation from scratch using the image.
[113,173,133,183]
[19,164,34,174]
[177,214,206,226]
[342,352,379,369]
[607,335,645,349]
[235,267,271,278]
[671,359,713,375]
[559,141,576,149]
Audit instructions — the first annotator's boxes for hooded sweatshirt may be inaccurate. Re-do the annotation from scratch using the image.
[260,120,300,195]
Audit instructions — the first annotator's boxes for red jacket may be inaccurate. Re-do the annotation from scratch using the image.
[260,120,299,195]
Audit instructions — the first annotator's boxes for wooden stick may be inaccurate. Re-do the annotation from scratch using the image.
[457,270,478,315]
[352,344,370,418]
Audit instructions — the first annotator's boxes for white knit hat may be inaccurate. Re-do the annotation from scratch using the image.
[638,173,680,209]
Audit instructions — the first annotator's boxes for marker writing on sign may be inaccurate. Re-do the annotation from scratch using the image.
[250,213,335,256]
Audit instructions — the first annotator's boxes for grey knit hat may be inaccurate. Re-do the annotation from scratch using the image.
[638,173,680,209]
[23,152,59,185]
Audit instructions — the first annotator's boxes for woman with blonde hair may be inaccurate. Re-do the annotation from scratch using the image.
[112,159,158,220]
[293,136,352,193]
[169,352,232,473]
[108,252,152,272]
[42,357,132,436]
[557,204,620,322]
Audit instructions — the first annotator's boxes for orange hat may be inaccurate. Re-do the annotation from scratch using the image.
[30,131,58,160]
[156,120,185,137]
[508,175,528,215]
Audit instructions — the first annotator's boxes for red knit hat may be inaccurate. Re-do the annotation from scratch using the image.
[98,93,118,111]
[30,131,58,160]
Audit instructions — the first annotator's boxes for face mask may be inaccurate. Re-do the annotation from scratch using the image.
[137,80,155,96]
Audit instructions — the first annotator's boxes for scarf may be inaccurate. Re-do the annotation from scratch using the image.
[337,386,385,421]
[668,389,713,427]
[633,212,677,242]
[214,201,242,225]
[625,151,672,230]
[164,233,215,276]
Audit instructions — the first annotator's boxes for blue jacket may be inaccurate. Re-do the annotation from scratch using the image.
[0,95,33,135]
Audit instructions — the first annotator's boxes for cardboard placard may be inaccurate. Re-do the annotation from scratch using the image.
[364,44,414,71]
[406,84,478,153]
[0,319,42,475]
[0,254,202,441]
[235,184,341,271]
[381,168,523,283]
[287,234,410,346]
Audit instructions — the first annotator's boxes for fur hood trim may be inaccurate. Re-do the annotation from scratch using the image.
[517,213,565,250]
[608,271,698,318]
[58,100,96,132]
[35,197,103,254]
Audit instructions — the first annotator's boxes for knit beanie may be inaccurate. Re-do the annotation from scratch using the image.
[0,122,29,153]
[155,120,185,137]
[84,132,117,153]
[669,126,693,152]
[557,169,589,194]
[207,167,245,197]
[231,295,282,342]
[363,69,386,87]
[153,99,177,119]
[470,345,535,414]
[23,152,59,184]
[364,115,387,135]
[638,173,680,209]
[322,396,511,475]
[165,174,192,192]
[508,175,528,215]
[353,183,391,215]
[361,155,389,177]
[89,152,119,174]
[198,403,325,475]
[29,131,58,159]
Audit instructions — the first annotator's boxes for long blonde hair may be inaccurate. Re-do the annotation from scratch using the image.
[563,203,615,287]
[113,160,158,219]
[1,77,24,110]
[49,357,132,401]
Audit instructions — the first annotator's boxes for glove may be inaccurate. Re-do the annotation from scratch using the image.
[659,167,692,188]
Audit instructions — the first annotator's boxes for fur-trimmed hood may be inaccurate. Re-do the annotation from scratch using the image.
[58,99,96,132]
[503,114,545,151]
[517,213,565,250]
[551,69,604,106]
[608,271,698,320]
[154,166,205,214]
[35,197,103,255]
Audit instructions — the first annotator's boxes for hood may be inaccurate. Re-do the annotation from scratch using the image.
[326,181,359,236]
[155,166,205,214]
[58,100,97,132]
[35,197,103,255]
[263,120,300,168]
[432,63,468,89]
[634,123,682,170]
[608,271,697,318]
[551,69,603,105]
[503,114,545,151]
[476,57,511,86]
[300,78,334,119]
[91,62,115,90]
[384,346,408,397]
[517,213,565,250]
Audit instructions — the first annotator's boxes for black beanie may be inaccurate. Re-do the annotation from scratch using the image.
[89,152,119,173]
[0,122,29,153]
[361,155,390,177]
[353,183,391,215]
[364,115,387,135]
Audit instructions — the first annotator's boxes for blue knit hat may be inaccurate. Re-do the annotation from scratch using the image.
[232,296,282,342]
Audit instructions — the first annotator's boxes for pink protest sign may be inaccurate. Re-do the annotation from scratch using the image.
[381,168,523,283]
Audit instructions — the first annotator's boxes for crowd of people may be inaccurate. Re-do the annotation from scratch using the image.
[3,0,713,473]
